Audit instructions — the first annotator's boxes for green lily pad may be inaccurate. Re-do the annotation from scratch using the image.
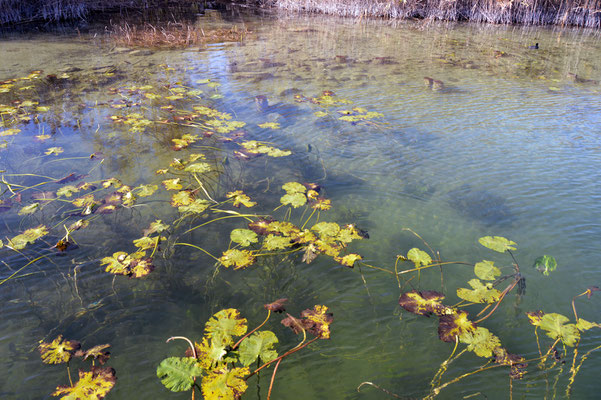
[533,255,557,276]
[539,313,580,346]
[474,260,501,281]
[280,192,306,208]
[230,229,258,247]
[459,326,502,358]
[18,203,39,215]
[478,236,516,253]
[238,331,279,366]
[156,357,203,392]
[263,234,292,251]
[407,248,432,267]
[457,279,501,304]
[219,249,255,269]
[205,308,248,345]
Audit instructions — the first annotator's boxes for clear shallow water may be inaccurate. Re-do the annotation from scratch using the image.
[1,11,601,400]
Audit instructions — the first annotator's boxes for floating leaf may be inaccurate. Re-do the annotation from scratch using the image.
[133,236,159,251]
[157,357,203,392]
[230,229,258,247]
[539,313,580,346]
[201,367,249,400]
[314,111,328,117]
[459,327,502,358]
[457,279,501,304]
[45,147,64,156]
[438,310,476,342]
[240,141,291,157]
[0,128,20,136]
[194,337,227,369]
[238,331,278,366]
[226,191,256,208]
[282,182,306,194]
[178,199,210,214]
[399,290,447,317]
[576,319,601,331]
[334,253,362,268]
[311,222,340,238]
[171,191,194,207]
[263,234,292,251]
[72,194,96,208]
[258,122,280,129]
[526,310,544,327]
[144,220,169,236]
[77,344,111,365]
[185,162,211,174]
[407,248,432,267]
[533,255,557,276]
[474,260,501,281]
[280,192,306,208]
[205,309,248,345]
[39,335,80,364]
[300,305,334,339]
[10,225,49,250]
[18,203,40,215]
[53,367,116,399]
[478,236,516,253]
[135,184,158,197]
[57,185,79,198]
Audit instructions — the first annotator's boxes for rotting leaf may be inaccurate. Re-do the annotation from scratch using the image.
[478,236,516,253]
[264,298,287,313]
[39,335,80,364]
[76,344,111,365]
[156,357,203,392]
[311,222,340,239]
[300,305,334,339]
[143,220,169,236]
[135,184,158,197]
[334,253,362,268]
[533,255,557,276]
[457,279,502,304]
[185,162,211,174]
[407,248,432,268]
[52,367,116,400]
[162,178,183,190]
[171,191,194,207]
[238,331,278,366]
[201,367,249,400]
[10,225,49,250]
[399,290,447,317]
[18,203,39,215]
[438,310,476,342]
[178,199,210,214]
[226,190,256,208]
[526,310,544,327]
[474,260,501,281]
[230,229,258,247]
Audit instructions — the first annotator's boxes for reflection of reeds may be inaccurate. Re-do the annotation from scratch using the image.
[272,0,601,27]
[110,22,250,48]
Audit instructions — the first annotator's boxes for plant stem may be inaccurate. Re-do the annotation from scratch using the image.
[266,358,281,400]
[232,310,271,350]
[174,242,219,261]
[246,336,319,380]
[166,336,197,359]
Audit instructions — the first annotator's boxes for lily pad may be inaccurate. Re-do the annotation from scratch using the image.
[156,357,203,392]
[280,192,306,208]
[334,253,362,268]
[53,367,116,399]
[539,313,580,346]
[238,331,278,366]
[219,249,255,269]
[457,279,501,304]
[230,229,258,247]
[399,290,447,317]
[226,190,256,208]
[459,326,502,358]
[407,248,432,267]
[201,367,249,400]
[478,236,516,253]
[39,335,80,364]
[263,234,292,250]
[533,255,557,276]
[205,309,248,345]
[438,310,476,342]
[474,260,501,281]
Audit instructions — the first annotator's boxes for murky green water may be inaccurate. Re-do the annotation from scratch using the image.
[2,10,601,400]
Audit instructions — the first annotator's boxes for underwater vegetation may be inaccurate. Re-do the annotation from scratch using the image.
[1,41,600,400]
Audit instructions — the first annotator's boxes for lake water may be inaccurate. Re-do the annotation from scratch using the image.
[1,9,601,400]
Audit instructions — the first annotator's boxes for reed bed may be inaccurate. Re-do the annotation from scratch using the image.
[110,21,250,47]
[272,0,601,27]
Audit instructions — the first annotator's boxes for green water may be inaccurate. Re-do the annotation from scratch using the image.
[1,10,601,400]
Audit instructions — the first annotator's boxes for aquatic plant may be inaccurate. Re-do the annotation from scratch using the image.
[38,336,116,399]
[157,302,333,399]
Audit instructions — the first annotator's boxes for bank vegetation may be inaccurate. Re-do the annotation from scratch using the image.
[2,0,601,28]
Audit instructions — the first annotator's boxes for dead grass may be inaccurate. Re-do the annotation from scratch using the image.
[110,21,251,48]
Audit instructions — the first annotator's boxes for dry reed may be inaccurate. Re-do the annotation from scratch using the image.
[110,21,250,48]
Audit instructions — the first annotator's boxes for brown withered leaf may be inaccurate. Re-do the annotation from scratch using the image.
[54,239,71,252]
[399,290,447,317]
[76,344,111,365]
[302,243,319,264]
[438,310,476,342]
[31,191,56,202]
[587,286,600,299]
[248,218,273,236]
[281,314,310,335]
[56,173,85,184]
[526,310,544,327]
[264,299,287,313]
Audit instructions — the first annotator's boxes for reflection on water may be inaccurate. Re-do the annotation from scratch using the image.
[1,11,601,400]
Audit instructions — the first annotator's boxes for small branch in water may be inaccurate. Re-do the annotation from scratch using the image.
[167,336,197,359]
[356,382,408,399]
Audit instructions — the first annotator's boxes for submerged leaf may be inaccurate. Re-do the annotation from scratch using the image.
[157,357,203,392]
[478,236,516,253]
[533,255,557,276]
[10,225,49,250]
[280,193,306,208]
[399,290,447,317]
[178,199,210,214]
[238,331,278,366]
[18,203,40,215]
[264,298,287,313]
[539,313,580,346]
[185,162,211,174]
[457,279,501,304]
[311,222,340,239]
[474,260,501,281]
[162,178,183,191]
[263,234,292,251]
[201,367,249,400]
[53,367,116,399]
[226,190,256,208]
[39,335,80,364]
